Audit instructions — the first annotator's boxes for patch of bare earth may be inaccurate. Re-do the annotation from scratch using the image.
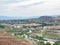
[0,31,30,45]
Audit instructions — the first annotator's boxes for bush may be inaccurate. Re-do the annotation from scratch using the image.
[36,42,45,45]
[0,25,5,28]
[54,41,60,45]
[45,42,51,45]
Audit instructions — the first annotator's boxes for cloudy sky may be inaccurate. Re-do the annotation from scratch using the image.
[0,0,60,17]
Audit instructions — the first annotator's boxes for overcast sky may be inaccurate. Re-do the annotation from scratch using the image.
[0,0,60,17]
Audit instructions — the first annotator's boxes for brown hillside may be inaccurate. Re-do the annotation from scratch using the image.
[0,31,30,45]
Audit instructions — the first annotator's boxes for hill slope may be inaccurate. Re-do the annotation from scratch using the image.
[0,31,30,45]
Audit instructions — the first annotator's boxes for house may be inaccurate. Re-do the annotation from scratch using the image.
[44,41,55,45]
[43,38,57,45]
[12,24,23,28]
[28,30,32,33]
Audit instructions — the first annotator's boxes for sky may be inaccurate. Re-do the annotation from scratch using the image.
[0,0,60,17]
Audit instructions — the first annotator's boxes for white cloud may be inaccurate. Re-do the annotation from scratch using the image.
[8,0,47,9]
[0,0,60,16]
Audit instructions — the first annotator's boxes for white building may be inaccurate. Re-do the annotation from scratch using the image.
[13,24,23,28]
[43,38,57,45]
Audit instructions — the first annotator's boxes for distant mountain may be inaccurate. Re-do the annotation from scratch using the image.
[39,16,55,22]
[0,16,8,18]
[0,16,55,21]
[54,16,60,22]
[0,16,39,20]
[0,16,12,20]
[37,16,60,24]
[0,15,60,24]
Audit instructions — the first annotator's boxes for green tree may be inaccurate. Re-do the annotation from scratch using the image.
[45,42,51,45]
[0,25,5,28]
[54,41,60,45]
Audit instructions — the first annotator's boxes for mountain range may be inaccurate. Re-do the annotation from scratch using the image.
[0,15,60,21]
[0,15,60,24]
[0,16,39,20]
